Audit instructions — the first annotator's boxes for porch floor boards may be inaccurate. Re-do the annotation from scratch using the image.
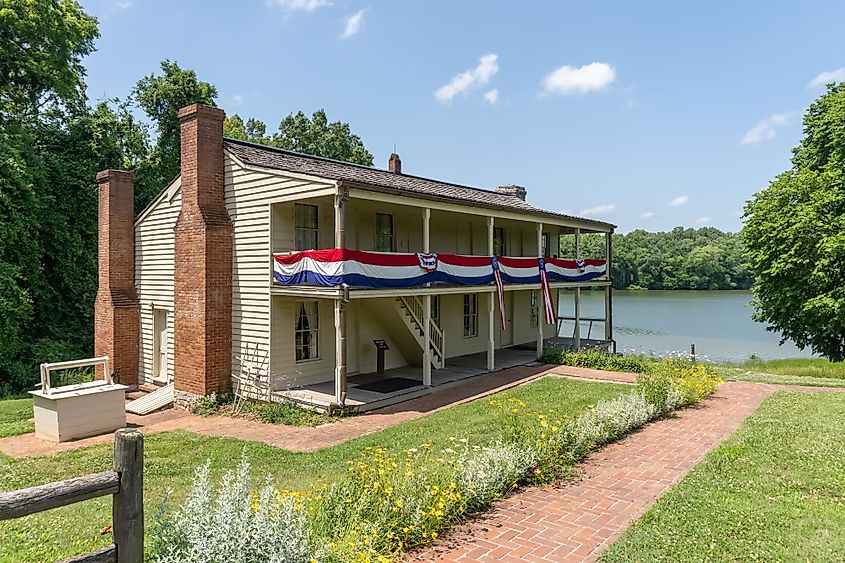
[281,348,539,411]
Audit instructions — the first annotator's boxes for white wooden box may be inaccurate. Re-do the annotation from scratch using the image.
[30,381,128,443]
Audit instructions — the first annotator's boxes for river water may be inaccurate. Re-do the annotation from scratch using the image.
[558,290,813,363]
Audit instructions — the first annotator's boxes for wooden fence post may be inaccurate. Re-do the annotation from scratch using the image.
[112,429,143,563]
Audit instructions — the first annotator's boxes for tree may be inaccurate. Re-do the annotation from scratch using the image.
[224,114,270,144]
[0,0,98,120]
[272,109,373,165]
[743,83,845,361]
[132,60,217,210]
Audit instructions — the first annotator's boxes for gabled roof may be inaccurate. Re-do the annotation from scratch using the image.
[224,138,615,231]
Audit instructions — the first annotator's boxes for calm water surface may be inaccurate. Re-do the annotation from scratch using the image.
[558,290,813,363]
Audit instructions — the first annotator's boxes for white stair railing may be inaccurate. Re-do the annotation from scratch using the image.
[397,296,445,368]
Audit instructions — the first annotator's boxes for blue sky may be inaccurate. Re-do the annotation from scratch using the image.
[81,1,845,233]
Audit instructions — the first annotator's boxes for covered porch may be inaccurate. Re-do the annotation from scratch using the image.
[279,347,539,412]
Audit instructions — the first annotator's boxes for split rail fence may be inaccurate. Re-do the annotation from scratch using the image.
[0,429,144,563]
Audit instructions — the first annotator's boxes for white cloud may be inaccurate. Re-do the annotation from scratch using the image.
[640,211,655,219]
[669,195,689,207]
[231,94,245,105]
[115,0,133,8]
[695,216,712,225]
[483,89,499,105]
[541,62,616,95]
[808,67,845,88]
[579,203,616,216]
[267,0,332,12]
[435,54,499,104]
[341,8,366,38]
[741,112,794,145]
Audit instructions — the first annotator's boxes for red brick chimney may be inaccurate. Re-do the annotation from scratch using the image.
[389,153,402,174]
[94,170,140,387]
[173,103,233,398]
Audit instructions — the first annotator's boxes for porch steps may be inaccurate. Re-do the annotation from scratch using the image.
[125,383,175,415]
[394,296,445,369]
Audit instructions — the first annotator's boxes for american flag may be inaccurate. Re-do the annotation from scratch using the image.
[539,257,556,325]
[491,256,507,330]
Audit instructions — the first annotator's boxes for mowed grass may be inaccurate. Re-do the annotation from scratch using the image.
[742,357,845,379]
[719,358,845,388]
[0,377,628,562]
[601,391,845,562]
[0,398,34,439]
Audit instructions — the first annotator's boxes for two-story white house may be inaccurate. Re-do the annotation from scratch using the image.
[94,103,614,412]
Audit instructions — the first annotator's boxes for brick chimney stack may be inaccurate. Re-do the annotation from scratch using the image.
[173,103,233,398]
[388,153,402,174]
[496,184,527,201]
[94,170,140,387]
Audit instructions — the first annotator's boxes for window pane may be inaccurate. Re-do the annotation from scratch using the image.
[295,301,319,362]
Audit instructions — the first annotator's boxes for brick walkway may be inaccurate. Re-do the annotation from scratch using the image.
[0,364,554,458]
[408,380,778,562]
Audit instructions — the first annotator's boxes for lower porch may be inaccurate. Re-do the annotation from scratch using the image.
[280,347,538,412]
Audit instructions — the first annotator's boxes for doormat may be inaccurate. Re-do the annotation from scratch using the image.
[354,377,422,394]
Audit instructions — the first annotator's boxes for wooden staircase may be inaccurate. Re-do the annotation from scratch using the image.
[394,296,445,369]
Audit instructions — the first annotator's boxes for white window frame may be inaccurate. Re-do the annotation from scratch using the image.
[294,203,319,251]
[375,212,395,252]
[530,290,539,327]
[431,295,441,328]
[463,293,478,338]
[493,226,506,256]
[295,301,320,362]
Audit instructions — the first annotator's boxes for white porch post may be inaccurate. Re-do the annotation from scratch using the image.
[574,227,582,350]
[334,190,349,405]
[487,216,495,371]
[536,222,544,356]
[605,229,614,349]
[423,206,432,385]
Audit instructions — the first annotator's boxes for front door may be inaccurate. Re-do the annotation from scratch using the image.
[152,309,169,382]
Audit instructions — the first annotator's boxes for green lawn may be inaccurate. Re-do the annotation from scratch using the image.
[601,391,845,562]
[0,377,628,562]
[0,398,34,439]
[719,358,845,388]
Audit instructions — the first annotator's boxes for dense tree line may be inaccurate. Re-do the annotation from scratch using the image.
[0,0,373,395]
[577,227,752,290]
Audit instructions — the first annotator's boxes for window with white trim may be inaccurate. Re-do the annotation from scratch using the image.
[431,295,441,328]
[463,293,478,337]
[294,203,319,250]
[295,301,319,362]
[493,227,506,256]
[530,290,539,327]
[375,213,395,252]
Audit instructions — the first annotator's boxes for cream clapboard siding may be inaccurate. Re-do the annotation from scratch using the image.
[225,157,336,390]
[135,179,181,385]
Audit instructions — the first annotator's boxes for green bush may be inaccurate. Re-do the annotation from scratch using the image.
[539,348,657,374]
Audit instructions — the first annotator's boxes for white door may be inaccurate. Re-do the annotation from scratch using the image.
[153,309,169,382]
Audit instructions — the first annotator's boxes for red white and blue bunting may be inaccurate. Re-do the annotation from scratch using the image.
[272,249,607,289]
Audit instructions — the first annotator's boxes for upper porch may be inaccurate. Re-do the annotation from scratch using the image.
[267,186,614,296]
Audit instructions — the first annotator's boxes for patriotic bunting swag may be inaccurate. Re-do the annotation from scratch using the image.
[273,249,607,298]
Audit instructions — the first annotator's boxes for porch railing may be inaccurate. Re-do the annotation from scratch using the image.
[398,295,445,364]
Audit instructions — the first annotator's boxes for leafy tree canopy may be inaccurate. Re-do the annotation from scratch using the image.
[132,60,217,209]
[743,83,845,361]
[224,109,374,166]
[0,0,98,120]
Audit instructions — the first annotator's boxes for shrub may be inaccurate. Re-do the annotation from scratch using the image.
[572,393,657,451]
[150,454,315,563]
[305,439,537,559]
[458,442,539,509]
[638,360,722,412]
[540,348,657,374]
